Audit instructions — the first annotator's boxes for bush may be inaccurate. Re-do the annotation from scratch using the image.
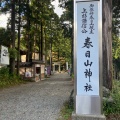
[0,67,25,89]
[103,80,120,116]
[57,100,74,120]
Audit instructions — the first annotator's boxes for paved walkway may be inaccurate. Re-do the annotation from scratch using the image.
[0,72,73,120]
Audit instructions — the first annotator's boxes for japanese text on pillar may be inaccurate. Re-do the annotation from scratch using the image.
[81,4,95,92]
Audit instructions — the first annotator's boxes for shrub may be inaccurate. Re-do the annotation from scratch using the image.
[103,80,120,115]
[0,67,25,89]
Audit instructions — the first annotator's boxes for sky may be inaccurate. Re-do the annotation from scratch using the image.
[51,0,64,17]
[0,13,10,28]
[0,0,64,28]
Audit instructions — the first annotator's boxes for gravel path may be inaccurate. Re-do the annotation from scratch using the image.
[0,72,73,120]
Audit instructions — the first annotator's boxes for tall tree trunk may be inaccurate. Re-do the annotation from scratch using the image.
[40,21,43,61]
[102,0,112,90]
[39,33,41,60]
[44,29,47,66]
[10,0,15,74]
[17,0,21,75]
[71,27,73,74]
[26,0,31,62]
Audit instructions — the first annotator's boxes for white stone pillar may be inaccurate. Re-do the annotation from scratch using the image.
[73,0,106,119]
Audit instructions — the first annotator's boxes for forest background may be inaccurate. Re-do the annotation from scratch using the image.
[0,0,120,94]
[0,0,120,119]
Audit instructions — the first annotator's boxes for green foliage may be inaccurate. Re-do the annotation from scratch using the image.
[59,0,73,65]
[112,34,120,60]
[57,100,73,120]
[57,79,120,119]
[57,89,74,120]
[0,27,11,46]
[52,31,71,63]
[112,0,120,71]
[103,80,120,115]
[112,34,120,71]
[71,73,74,79]
[112,0,120,35]
[9,48,18,59]
[0,67,25,89]
[0,67,9,77]
[59,0,73,23]
[0,0,72,73]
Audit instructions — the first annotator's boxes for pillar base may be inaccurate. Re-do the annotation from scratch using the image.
[72,112,106,120]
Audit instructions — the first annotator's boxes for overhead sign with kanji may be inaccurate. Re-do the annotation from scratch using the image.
[0,45,9,65]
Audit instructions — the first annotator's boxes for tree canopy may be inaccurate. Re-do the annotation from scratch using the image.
[0,0,72,74]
